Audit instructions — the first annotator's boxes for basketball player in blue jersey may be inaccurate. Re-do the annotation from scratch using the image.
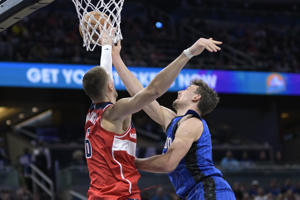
[112,39,235,199]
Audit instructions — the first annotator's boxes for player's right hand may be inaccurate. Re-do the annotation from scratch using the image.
[189,38,222,56]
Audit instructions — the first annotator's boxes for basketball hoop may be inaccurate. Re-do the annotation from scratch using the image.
[72,0,124,51]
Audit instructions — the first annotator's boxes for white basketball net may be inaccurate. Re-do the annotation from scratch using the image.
[72,0,124,51]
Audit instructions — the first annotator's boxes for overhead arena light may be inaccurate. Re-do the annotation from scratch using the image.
[155,21,163,29]
[0,107,21,121]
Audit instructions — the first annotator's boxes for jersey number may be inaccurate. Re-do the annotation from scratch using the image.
[85,139,92,158]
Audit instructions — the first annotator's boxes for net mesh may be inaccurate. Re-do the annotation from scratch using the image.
[72,0,124,51]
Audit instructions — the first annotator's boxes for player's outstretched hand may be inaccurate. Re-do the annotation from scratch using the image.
[112,40,121,58]
[100,28,114,46]
[187,38,222,57]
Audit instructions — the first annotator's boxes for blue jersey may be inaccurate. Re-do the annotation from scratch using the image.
[163,110,233,199]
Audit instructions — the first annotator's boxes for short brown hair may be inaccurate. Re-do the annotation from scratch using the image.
[191,80,220,116]
[82,67,108,101]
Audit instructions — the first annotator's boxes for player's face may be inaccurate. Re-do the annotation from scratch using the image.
[173,85,199,109]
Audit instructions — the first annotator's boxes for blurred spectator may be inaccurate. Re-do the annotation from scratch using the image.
[276,193,284,200]
[258,151,268,164]
[19,148,32,176]
[221,150,240,170]
[240,151,255,168]
[16,185,33,200]
[242,192,251,200]
[254,187,266,200]
[249,180,259,197]
[268,179,281,196]
[274,151,283,165]
[284,189,299,200]
[264,193,274,200]
[282,179,295,193]
[0,190,13,200]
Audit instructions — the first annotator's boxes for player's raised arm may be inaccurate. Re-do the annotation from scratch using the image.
[112,41,176,130]
[135,118,203,173]
[106,38,222,121]
[107,50,190,121]
[111,38,222,127]
[99,32,114,80]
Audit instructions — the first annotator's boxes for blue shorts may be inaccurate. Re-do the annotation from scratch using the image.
[185,176,236,200]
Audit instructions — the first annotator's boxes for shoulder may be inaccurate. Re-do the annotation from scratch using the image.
[176,117,203,140]
[102,98,129,120]
[101,102,132,132]
[179,117,203,130]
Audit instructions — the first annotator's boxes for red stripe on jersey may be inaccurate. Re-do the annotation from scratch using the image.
[84,103,141,199]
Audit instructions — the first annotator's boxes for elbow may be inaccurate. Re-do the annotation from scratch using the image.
[161,151,178,173]
[163,162,176,173]
[164,164,176,173]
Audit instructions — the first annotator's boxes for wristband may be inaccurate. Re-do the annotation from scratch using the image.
[102,44,112,52]
[183,48,194,59]
[100,44,113,80]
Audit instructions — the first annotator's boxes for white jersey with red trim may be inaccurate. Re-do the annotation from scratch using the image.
[84,102,141,200]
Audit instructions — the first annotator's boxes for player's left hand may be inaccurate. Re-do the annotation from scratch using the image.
[189,38,222,56]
